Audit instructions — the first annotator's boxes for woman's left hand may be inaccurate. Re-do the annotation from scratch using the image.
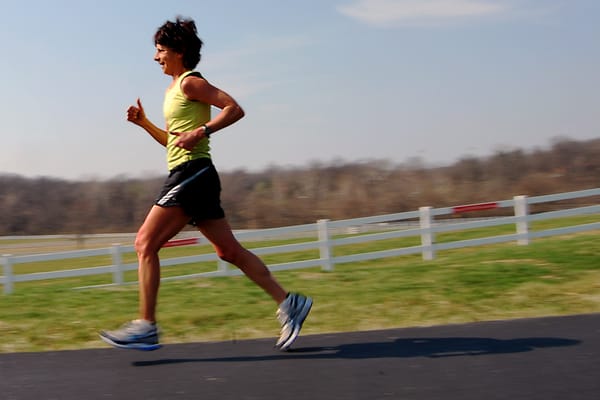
[169,130,202,151]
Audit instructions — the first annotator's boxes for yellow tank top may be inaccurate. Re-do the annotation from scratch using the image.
[163,70,211,170]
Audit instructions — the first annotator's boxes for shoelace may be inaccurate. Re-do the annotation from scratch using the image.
[276,308,290,325]
[123,320,150,334]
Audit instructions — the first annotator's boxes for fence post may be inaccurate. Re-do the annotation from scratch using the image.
[317,219,333,271]
[419,207,436,260]
[110,244,124,285]
[2,254,14,294]
[514,195,530,245]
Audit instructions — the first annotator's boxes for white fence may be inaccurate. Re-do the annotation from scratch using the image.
[2,188,600,294]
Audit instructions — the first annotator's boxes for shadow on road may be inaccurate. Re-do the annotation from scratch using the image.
[132,336,580,367]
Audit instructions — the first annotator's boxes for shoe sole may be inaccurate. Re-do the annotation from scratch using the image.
[276,297,313,351]
[99,334,162,351]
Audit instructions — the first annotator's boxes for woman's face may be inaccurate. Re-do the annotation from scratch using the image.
[154,44,183,75]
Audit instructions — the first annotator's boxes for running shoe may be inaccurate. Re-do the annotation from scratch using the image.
[275,293,313,351]
[99,319,161,351]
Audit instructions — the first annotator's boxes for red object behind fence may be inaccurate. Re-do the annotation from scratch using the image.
[162,238,201,248]
[452,202,499,214]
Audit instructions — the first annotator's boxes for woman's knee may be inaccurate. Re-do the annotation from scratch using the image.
[216,242,254,266]
[216,245,240,264]
[135,231,160,258]
[218,246,271,279]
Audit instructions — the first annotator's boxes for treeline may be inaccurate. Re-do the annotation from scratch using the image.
[1,137,599,235]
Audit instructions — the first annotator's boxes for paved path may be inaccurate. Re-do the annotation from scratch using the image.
[1,313,599,400]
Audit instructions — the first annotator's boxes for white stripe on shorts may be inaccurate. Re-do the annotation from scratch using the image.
[156,166,210,206]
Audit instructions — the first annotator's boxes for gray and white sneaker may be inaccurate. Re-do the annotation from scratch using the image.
[100,319,161,351]
[275,293,312,351]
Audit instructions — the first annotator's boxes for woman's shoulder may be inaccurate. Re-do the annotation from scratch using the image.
[180,71,215,104]
[180,71,210,96]
[181,71,207,89]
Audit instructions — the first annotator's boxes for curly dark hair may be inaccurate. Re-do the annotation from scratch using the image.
[154,17,203,69]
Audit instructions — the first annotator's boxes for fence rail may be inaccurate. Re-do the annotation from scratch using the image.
[2,188,600,294]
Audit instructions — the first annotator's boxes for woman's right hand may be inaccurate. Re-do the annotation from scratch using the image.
[126,98,146,126]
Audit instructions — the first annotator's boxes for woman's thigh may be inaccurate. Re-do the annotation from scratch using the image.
[136,205,191,252]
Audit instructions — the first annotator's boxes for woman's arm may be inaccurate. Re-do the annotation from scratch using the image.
[168,76,246,151]
[182,76,245,134]
[126,98,168,146]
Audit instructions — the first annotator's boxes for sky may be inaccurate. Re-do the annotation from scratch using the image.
[1,0,599,180]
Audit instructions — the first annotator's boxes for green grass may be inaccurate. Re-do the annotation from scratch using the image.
[0,216,599,353]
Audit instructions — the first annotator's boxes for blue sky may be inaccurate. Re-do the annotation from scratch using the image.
[1,0,598,180]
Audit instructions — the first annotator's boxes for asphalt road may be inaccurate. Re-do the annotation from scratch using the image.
[1,313,599,400]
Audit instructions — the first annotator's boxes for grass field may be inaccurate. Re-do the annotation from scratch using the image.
[1,217,599,353]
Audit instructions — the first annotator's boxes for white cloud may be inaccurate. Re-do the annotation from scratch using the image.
[337,0,508,27]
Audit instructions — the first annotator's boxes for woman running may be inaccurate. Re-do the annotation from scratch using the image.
[100,17,312,352]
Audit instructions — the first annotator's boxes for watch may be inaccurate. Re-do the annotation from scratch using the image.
[202,124,212,138]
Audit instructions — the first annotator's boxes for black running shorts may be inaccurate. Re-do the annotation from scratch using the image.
[155,158,225,224]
